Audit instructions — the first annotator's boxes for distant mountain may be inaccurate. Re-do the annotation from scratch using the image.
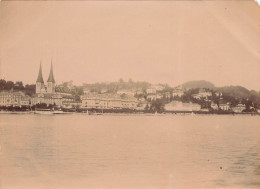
[181,80,215,89]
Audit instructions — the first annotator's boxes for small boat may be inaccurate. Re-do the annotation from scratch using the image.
[34,108,54,115]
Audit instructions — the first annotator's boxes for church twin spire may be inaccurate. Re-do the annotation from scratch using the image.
[36,61,55,94]
[36,62,44,83]
[47,61,55,83]
[36,61,55,84]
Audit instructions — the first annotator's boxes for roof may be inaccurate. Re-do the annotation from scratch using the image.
[82,93,138,102]
[0,90,26,96]
[47,63,55,83]
[33,93,62,99]
[36,63,44,83]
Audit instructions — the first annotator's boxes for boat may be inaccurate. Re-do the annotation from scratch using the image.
[34,108,54,115]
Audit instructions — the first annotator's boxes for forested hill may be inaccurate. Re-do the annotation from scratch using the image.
[181,80,260,104]
[83,79,152,93]
[216,85,260,103]
[181,80,215,89]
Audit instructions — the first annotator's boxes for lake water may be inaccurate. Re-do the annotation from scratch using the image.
[0,114,259,189]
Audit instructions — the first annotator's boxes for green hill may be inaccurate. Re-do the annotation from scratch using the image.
[216,86,260,103]
[217,86,250,99]
[181,80,215,89]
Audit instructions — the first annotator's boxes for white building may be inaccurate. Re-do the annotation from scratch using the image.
[31,93,63,106]
[146,87,156,94]
[192,89,212,99]
[232,104,246,113]
[146,93,163,101]
[146,85,164,94]
[62,100,82,109]
[81,94,138,109]
[219,103,230,111]
[210,102,219,110]
[172,87,184,97]
[164,101,201,112]
[0,91,30,106]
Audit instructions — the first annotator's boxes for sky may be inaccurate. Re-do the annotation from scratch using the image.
[0,1,259,90]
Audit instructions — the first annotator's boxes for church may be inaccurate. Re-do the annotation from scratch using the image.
[31,62,63,106]
[36,63,55,94]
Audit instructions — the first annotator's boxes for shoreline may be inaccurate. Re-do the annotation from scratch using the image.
[0,110,259,116]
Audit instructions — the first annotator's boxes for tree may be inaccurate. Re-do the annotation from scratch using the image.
[144,103,149,111]
[71,86,84,96]
[14,81,24,90]
[0,79,6,90]
[35,103,48,109]
[25,84,36,96]
[150,99,165,113]
[5,81,14,90]
[75,95,81,101]
[119,78,124,83]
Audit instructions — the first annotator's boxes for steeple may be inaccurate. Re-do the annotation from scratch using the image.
[36,63,44,83]
[47,61,55,83]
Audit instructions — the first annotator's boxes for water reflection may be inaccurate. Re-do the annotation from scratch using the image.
[0,114,259,188]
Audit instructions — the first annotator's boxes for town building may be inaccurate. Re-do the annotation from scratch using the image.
[146,93,163,101]
[81,94,138,109]
[210,102,219,110]
[146,85,164,94]
[31,93,63,106]
[232,103,246,113]
[146,94,157,101]
[219,103,230,111]
[192,89,212,99]
[0,91,30,107]
[32,62,74,106]
[164,101,201,112]
[62,100,82,109]
[135,89,144,95]
[146,87,156,94]
[172,86,184,97]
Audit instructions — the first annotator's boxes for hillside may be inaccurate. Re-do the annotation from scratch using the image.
[83,79,151,93]
[181,80,215,89]
[215,86,260,103]
[217,86,250,98]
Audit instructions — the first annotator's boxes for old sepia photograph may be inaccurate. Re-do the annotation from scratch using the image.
[0,0,260,188]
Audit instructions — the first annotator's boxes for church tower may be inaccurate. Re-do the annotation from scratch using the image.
[36,63,44,94]
[47,62,55,94]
